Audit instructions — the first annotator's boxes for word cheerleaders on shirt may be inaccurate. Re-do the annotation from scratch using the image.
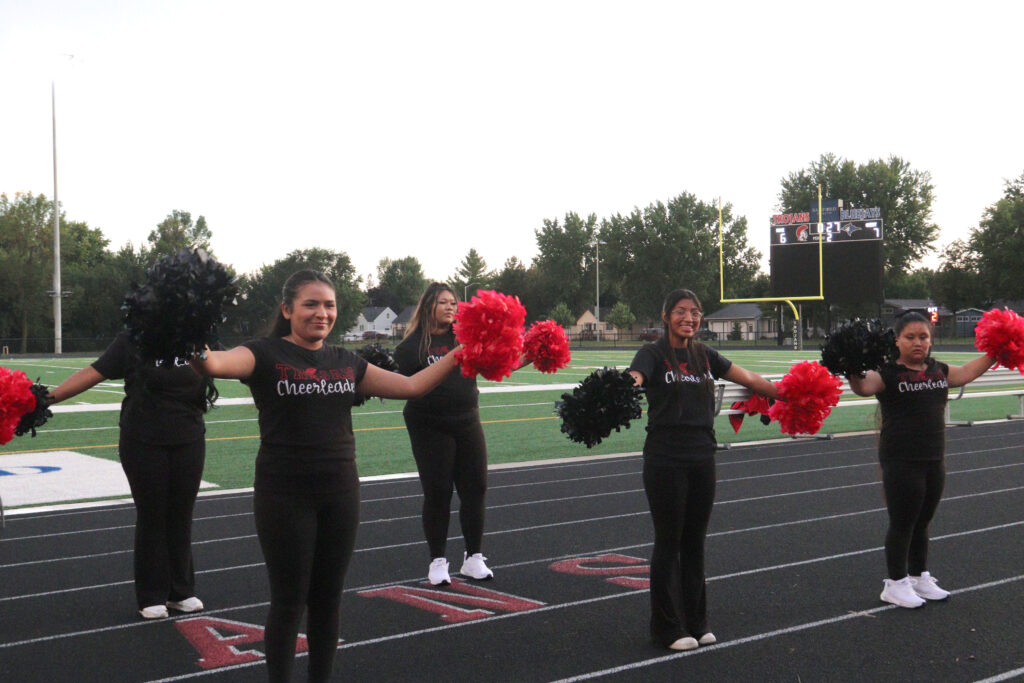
[895,369,948,394]
[274,364,357,396]
[662,361,711,385]
[427,345,451,366]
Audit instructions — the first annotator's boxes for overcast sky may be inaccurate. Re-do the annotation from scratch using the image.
[2,1,1022,288]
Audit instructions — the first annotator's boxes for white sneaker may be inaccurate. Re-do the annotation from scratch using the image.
[880,577,926,608]
[428,558,451,586]
[698,633,717,646]
[459,552,494,580]
[668,636,699,651]
[139,604,169,619]
[910,572,950,600]
[167,597,204,613]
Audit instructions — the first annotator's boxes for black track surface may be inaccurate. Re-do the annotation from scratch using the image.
[2,422,1024,682]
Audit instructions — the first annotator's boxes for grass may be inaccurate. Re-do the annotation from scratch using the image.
[2,349,1022,506]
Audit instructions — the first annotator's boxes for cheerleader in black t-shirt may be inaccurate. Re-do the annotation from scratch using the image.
[192,271,459,683]
[627,289,778,651]
[49,332,217,620]
[394,283,493,586]
[849,312,995,609]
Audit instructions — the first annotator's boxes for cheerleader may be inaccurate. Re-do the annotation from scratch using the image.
[849,312,996,608]
[627,289,777,651]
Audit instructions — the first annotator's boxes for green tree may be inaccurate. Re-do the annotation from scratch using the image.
[531,213,597,317]
[230,248,364,340]
[601,194,760,323]
[933,239,987,312]
[367,256,427,311]
[548,302,575,328]
[605,301,636,331]
[450,248,493,300]
[0,193,58,352]
[147,210,213,260]
[966,172,1024,301]
[886,268,935,299]
[778,153,939,279]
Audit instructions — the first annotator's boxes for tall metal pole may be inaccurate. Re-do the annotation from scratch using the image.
[594,240,600,339]
[52,80,63,355]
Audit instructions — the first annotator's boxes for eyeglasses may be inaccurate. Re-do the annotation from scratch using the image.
[670,307,702,319]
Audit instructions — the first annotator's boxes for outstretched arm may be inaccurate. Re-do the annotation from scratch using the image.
[848,370,885,397]
[49,366,106,403]
[358,349,460,399]
[947,354,997,388]
[723,364,779,400]
[190,346,256,380]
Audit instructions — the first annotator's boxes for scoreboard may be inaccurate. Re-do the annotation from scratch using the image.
[769,216,884,304]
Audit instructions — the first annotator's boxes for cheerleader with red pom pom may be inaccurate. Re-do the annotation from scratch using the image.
[394,284,523,585]
[627,289,778,651]
[848,312,998,609]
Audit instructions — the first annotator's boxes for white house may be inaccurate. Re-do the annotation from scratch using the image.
[344,306,397,340]
[703,303,776,341]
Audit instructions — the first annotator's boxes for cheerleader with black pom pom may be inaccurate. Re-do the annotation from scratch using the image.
[848,312,996,609]
[627,289,778,651]
[48,332,217,620]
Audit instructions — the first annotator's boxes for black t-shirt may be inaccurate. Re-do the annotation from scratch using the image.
[241,337,368,494]
[394,328,478,415]
[876,358,950,462]
[91,332,207,445]
[629,342,732,464]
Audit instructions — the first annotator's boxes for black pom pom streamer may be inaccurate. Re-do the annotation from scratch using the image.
[556,368,643,448]
[121,249,238,365]
[352,344,399,407]
[820,319,898,378]
[15,381,53,438]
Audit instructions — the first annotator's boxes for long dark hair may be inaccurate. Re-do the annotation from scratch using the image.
[654,288,715,401]
[404,282,458,359]
[267,270,336,338]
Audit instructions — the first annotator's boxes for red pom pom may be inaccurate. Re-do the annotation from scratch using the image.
[768,361,842,436]
[522,320,572,374]
[453,290,527,381]
[728,392,774,433]
[974,308,1024,373]
[0,367,38,445]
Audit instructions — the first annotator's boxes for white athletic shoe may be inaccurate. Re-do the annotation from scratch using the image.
[428,557,451,586]
[459,552,494,580]
[910,572,950,600]
[167,597,204,613]
[139,604,169,619]
[880,577,926,608]
[668,636,699,651]
[698,633,717,646]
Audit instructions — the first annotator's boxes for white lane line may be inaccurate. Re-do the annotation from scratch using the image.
[975,667,1024,682]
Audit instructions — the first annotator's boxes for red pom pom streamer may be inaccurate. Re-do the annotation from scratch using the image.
[522,320,572,374]
[453,290,527,381]
[728,392,774,433]
[974,308,1024,373]
[0,367,37,445]
[768,361,842,436]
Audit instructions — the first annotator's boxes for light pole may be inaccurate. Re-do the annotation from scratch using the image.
[463,282,482,301]
[593,239,602,341]
[51,79,63,355]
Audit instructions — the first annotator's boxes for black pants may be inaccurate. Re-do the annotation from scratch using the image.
[405,410,488,559]
[118,434,205,609]
[254,487,360,683]
[643,457,716,647]
[881,459,945,579]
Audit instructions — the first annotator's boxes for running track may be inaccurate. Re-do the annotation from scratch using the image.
[2,421,1024,682]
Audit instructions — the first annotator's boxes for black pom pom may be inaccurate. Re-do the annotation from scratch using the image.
[15,381,53,438]
[352,344,399,407]
[556,368,643,448]
[820,319,898,378]
[121,248,238,365]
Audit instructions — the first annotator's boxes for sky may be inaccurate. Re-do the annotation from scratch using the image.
[2,0,1022,288]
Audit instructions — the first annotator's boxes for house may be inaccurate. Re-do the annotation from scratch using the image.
[389,305,417,340]
[703,303,776,341]
[568,309,618,341]
[955,308,986,337]
[881,299,952,329]
[344,306,397,340]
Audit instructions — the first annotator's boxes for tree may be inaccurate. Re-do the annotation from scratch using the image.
[492,257,529,299]
[933,239,987,312]
[531,213,597,318]
[886,268,935,299]
[600,194,761,323]
[450,248,493,299]
[229,248,364,340]
[548,302,575,328]
[0,193,59,352]
[147,210,213,260]
[965,172,1024,301]
[605,302,636,331]
[366,256,427,311]
[778,153,939,279]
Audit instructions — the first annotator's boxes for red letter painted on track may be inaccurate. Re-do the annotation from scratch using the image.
[358,578,545,623]
[548,553,650,590]
[175,617,309,670]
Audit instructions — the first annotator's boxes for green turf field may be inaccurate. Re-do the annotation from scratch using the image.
[3,349,1023,505]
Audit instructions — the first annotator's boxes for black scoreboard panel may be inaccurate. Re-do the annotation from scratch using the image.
[770,240,884,304]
